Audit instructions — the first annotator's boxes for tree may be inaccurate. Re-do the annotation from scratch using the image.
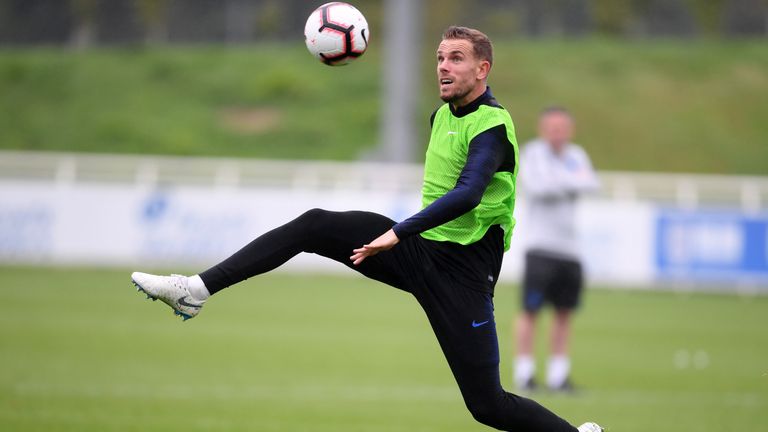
[135,0,170,44]
[592,0,635,35]
[641,0,697,37]
[722,0,767,35]
[70,0,98,49]
[686,0,726,35]
[561,0,593,36]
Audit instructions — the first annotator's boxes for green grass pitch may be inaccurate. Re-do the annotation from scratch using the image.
[1,266,766,431]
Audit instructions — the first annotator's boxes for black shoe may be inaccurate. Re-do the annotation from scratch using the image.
[520,377,538,392]
[549,377,577,393]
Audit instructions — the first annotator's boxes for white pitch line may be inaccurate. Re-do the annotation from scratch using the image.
[11,381,767,408]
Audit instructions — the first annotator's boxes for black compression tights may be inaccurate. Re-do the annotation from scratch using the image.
[199,209,578,432]
[199,208,405,293]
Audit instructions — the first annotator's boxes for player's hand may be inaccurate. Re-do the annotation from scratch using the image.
[350,229,400,266]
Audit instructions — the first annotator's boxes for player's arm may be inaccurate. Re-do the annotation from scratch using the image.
[351,126,508,265]
[518,147,571,199]
[564,147,600,193]
[521,146,599,199]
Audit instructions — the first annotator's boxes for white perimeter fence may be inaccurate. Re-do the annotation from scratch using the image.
[1,150,767,293]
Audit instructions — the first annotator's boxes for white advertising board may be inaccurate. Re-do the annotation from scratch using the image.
[0,180,659,286]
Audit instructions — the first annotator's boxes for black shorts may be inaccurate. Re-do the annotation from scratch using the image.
[522,250,583,312]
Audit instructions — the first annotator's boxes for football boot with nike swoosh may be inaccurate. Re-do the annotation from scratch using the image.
[131,272,205,321]
[577,422,605,432]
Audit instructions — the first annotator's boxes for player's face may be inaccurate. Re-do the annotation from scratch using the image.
[436,39,490,106]
[539,113,574,153]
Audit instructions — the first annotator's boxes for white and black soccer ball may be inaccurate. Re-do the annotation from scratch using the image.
[304,2,369,66]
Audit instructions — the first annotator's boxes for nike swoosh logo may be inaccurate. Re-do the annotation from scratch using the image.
[472,320,489,328]
[447,131,458,135]
[177,295,202,309]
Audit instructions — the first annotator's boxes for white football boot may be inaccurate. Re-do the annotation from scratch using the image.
[578,422,605,432]
[131,272,205,321]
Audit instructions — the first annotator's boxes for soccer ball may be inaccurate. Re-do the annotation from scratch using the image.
[304,2,369,66]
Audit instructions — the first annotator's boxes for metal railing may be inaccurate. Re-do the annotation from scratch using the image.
[1,150,766,210]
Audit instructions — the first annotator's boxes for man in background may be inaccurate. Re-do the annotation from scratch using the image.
[514,106,600,392]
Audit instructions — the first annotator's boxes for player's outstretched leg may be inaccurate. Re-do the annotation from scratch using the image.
[131,209,404,320]
[197,208,402,292]
[131,273,206,321]
[577,422,605,432]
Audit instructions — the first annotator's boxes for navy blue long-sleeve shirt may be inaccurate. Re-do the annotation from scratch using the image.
[392,123,513,240]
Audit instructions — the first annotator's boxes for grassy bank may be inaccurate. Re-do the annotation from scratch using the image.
[1,40,766,173]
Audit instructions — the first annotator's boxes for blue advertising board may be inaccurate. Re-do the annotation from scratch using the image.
[655,209,768,283]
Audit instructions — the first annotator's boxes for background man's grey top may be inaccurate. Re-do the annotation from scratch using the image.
[519,139,600,259]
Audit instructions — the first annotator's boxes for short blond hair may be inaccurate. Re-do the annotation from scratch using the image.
[442,26,493,65]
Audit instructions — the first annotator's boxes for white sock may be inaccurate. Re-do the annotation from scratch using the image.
[547,355,571,388]
[514,355,536,388]
[187,275,210,300]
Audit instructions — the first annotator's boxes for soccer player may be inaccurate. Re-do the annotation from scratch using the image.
[131,26,603,432]
[514,107,600,392]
